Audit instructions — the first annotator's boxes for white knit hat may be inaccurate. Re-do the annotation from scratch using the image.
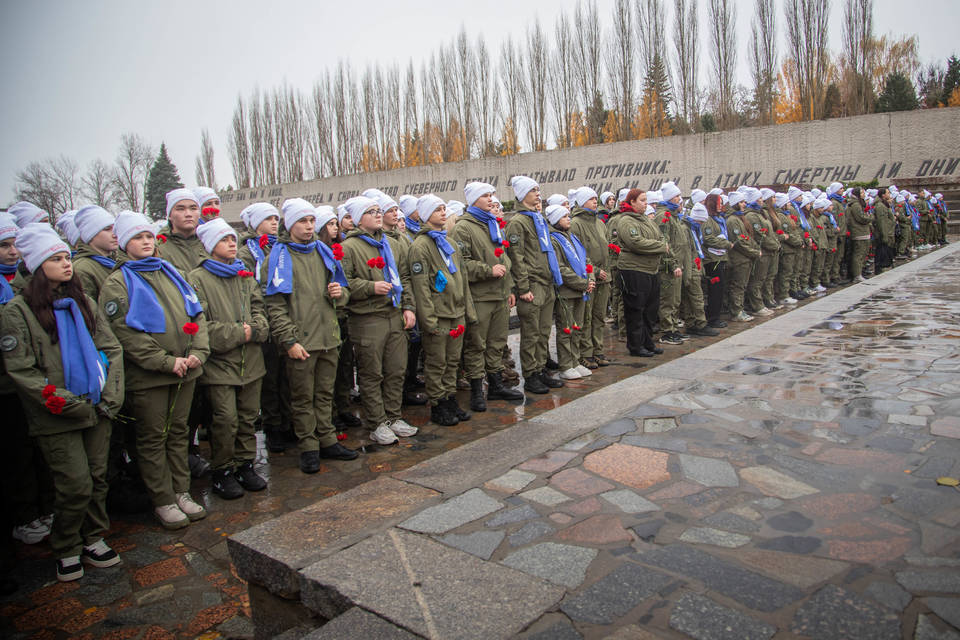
[599,191,614,206]
[376,194,399,214]
[15,223,70,273]
[0,213,18,243]
[193,187,219,208]
[646,190,663,205]
[464,182,496,207]
[336,204,350,225]
[246,203,280,233]
[546,204,569,226]
[510,176,538,201]
[617,188,630,203]
[165,188,199,219]
[115,210,155,251]
[727,191,745,206]
[446,200,465,217]
[196,218,237,254]
[573,186,598,208]
[759,188,775,201]
[314,205,337,232]
[660,181,681,202]
[744,188,762,204]
[75,205,116,244]
[689,189,707,205]
[417,195,445,222]
[689,202,708,223]
[813,197,830,211]
[344,196,379,227]
[800,193,816,208]
[546,194,567,207]
[281,198,316,231]
[826,182,844,196]
[787,186,803,202]
[398,195,419,217]
[774,193,789,208]
[8,201,49,227]
[709,188,723,196]
[55,210,80,246]
[362,188,386,200]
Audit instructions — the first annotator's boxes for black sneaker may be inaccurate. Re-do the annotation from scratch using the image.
[212,469,244,499]
[660,332,683,345]
[523,374,549,395]
[235,461,267,492]
[336,413,362,428]
[431,402,459,426]
[540,370,564,388]
[318,443,359,461]
[81,540,121,568]
[545,358,560,371]
[707,320,727,328]
[57,556,84,582]
[689,325,720,337]
[299,451,322,474]
[188,453,210,478]
[629,348,655,357]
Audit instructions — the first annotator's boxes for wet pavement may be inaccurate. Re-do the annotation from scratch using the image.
[4,242,960,639]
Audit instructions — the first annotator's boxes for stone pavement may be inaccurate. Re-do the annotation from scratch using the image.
[3,243,959,639]
[232,242,960,640]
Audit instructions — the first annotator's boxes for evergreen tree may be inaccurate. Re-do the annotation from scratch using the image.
[145,143,184,220]
[942,55,960,107]
[643,53,673,119]
[822,84,843,119]
[875,72,919,113]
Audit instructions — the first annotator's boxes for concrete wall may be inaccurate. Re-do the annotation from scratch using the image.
[220,107,960,222]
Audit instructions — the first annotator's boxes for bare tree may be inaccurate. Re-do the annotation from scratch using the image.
[522,19,549,151]
[673,0,700,129]
[401,61,422,165]
[709,0,738,128]
[453,28,476,159]
[14,156,80,216]
[472,36,500,156]
[572,0,606,144]
[114,133,153,212]
[636,0,669,82]
[784,0,831,120]
[749,0,777,125]
[550,13,576,147]
[82,158,117,207]
[606,0,636,141]
[227,95,251,188]
[499,35,524,152]
[195,127,217,188]
[842,0,874,115]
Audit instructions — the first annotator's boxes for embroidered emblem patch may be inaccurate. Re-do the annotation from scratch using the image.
[105,301,119,317]
[509,234,519,244]
[0,335,17,351]
[411,262,423,274]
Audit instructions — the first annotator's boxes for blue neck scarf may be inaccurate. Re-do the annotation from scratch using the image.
[684,218,704,259]
[426,230,457,273]
[551,230,589,300]
[465,206,503,245]
[746,202,763,211]
[663,201,680,213]
[120,258,203,333]
[907,202,921,230]
[405,216,421,235]
[202,258,245,278]
[712,215,728,239]
[90,255,116,269]
[828,193,843,205]
[518,210,563,285]
[792,201,811,230]
[356,233,402,307]
[265,240,349,296]
[823,209,839,230]
[53,298,107,404]
[0,262,17,304]
[245,235,276,283]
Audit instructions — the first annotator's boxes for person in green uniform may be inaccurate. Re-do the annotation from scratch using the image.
[871,187,896,274]
[409,195,477,425]
[935,192,949,245]
[452,182,524,411]
[8,201,50,227]
[742,188,774,316]
[610,189,667,356]
[72,206,118,300]
[785,187,814,298]
[3,224,124,581]
[263,199,358,473]
[652,186,685,343]
[340,196,419,445]
[893,192,914,257]
[99,211,210,529]
[725,191,760,321]
[608,188,630,340]
[545,204,595,379]
[673,188,716,337]
[189,219,269,499]
[806,198,828,293]
[55,211,80,250]
[846,188,873,282]
[758,189,783,307]
[825,182,847,284]
[772,193,801,305]
[159,189,208,274]
[598,191,615,223]
[570,187,614,366]
[194,187,222,224]
[504,176,564,394]
[696,199,731,328]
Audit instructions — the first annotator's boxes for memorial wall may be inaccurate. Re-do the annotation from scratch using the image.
[220,107,960,222]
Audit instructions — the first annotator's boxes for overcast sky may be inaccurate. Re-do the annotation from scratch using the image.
[2,0,957,206]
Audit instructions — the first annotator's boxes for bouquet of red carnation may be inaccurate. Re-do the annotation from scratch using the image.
[694,257,702,270]
[608,243,621,254]
[501,240,510,249]
[157,234,168,244]
[449,324,465,338]
[494,248,504,257]
[332,243,344,260]
[710,276,720,284]
[367,257,386,269]
[238,270,254,278]
[258,234,270,249]
[585,264,593,274]
[202,206,220,218]
[42,384,66,414]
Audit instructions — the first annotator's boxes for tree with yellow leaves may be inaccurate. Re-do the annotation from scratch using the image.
[775,59,804,124]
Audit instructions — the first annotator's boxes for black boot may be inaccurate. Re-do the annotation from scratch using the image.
[448,395,471,421]
[469,378,487,412]
[212,468,244,499]
[540,370,564,388]
[431,401,458,426]
[523,372,549,394]
[487,372,524,401]
[234,461,267,492]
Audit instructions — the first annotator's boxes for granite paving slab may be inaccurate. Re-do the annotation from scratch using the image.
[501,542,598,588]
[560,562,674,624]
[669,592,776,640]
[303,607,421,639]
[398,488,502,535]
[791,584,900,640]
[926,597,960,631]
[897,571,960,594]
[678,454,739,488]
[437,530,505,560]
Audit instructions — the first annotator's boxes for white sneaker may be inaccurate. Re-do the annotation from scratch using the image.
[734,311,754,322]
[176,493,207,521]
[154,504,190,530]
[559,368,582,380]
[370,423,399,444]
[854,275,866,283]
[575,365,593,377]
[389,419,418,437]
[12,518,50,544]
[781,297,798,305]
[754,307,773,317]
[40,513,54,528]
[82,538,122,568]
[816,285,827,292]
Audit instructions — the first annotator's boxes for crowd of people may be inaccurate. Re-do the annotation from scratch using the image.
[0,175,950,583]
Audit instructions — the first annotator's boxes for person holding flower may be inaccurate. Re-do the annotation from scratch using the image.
[1,224,124,582]
[408,195,476,426]
[99,211,210,530]
[188,218,269,499]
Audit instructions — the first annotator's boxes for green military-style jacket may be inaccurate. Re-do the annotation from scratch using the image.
[726,212,761,262]
[570,207,611,275]
[809,211,828,249]
[847,201,872,238]
[873,201,895,246]
[775,210,803,253]
[606,211,622,270]
[654,205,688,273]
[450,213,514,302]
[505,205,555,294]
[701,216,733,265]
[188,263,269,386]
[237,232,272,282]
[341,228,414,315]
[744,208,775,252]
[609,209,667,274]
[262,241,349,352]
[73,243,117,300]
[99,263,210,391]
[2,293,124,436]
[159,232,208,274]
[408,229,477,334]
[550,229,594,299]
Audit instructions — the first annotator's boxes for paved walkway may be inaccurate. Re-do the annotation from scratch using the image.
[234,242,960,640]
[3,243,959,639]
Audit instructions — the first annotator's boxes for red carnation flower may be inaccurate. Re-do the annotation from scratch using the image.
[845,231,851,236]
[562,327,572,335]
[811,243,819,251]
[803,231,810,238]
[776,229,785,235]
[182,322,200,336]
[202,206,220,218]
[572,324,581,331]
[760,228,767,233]
[838,212,844,216]
[831,248,837,253]
[498,219,507,229]
[739,234,748,240]
[790,215,798,222]
[238,270,254,278]
[608,243,621,254]
[258,234,270,249]
[42,384,56,399]
[501,240,510,249]
[816,225,823,230]
[585,264,593,274]
[367,257,386,269]
[494,247,504,257]
[332,243,344,260]
[695,257,702,270]
[157,234,168,244]
[710,276,720,284]
[336,432,348,441]
[661,217,668,223]
[45,395,66,415]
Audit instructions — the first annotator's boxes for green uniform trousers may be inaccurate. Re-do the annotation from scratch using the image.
[464,300,509,379]
[726,257,752,316]
[762,250,780,307]
[796,249,811,288]
[7,393,53,527]
[348,311,406,429]
[821,246,836,284]
[259,341,291,434]
[680,270,708,329]
[555,297,585,370]
[745,254,768,312]
[658,269,682,332]
[35,417,111,559]
[131,379,197,507]
[810,249,826,287]
[578,281,610,358]
[610,269,626,339]
[897,226,912,255]
[776,251,797,300]
[285,348,339,452]
[334,316,355,415]
[516,282,555,376]
[207,378,263,471]
[850,239,870,278]
[422,316,466,404]
[831,237,845,280]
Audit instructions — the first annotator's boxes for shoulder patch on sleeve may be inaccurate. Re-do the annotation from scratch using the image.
[509,234,520,244]
[704,226,713,235]
[0,335,17,352]
[629,227,639,236]
[753,223,761,231]
[104,300,120,317]
[411,262,424,274]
